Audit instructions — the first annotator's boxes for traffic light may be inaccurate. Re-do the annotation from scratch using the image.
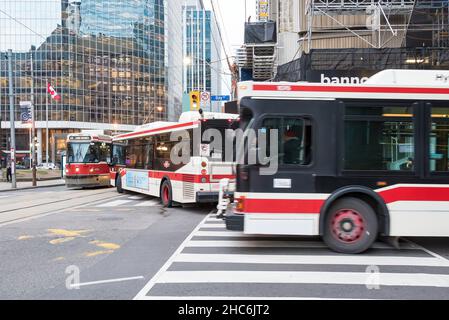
[190,91,200,111]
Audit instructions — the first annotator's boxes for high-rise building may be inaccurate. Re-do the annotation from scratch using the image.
[0,0,183,166]
[182,0,221,111]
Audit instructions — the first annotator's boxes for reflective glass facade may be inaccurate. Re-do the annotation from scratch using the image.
[183,2,221,111]
[0,0,182,164]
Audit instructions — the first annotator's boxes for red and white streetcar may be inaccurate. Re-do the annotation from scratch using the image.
[65,133,113,188]
[224,69,449,253]
[112,111,238,207]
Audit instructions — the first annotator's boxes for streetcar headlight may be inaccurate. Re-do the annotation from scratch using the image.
[89,168,94,173]
[75,167,80,173]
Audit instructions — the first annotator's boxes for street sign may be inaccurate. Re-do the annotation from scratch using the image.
[200,91,211,110]
[20,101,33,124]
[10,148,15,174]
[201,91,210,101]
[211,95,231,102]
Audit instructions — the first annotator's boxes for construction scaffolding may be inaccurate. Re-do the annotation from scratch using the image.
[235,22,278,81]
[275,47,449,82]
[305,0,449,50]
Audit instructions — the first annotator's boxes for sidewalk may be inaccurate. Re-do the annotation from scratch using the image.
[0,179,66,192]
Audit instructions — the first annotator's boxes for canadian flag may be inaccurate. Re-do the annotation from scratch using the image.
[47,83,61,101]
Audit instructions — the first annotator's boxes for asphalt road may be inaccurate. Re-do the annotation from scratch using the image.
[1,186,449,300]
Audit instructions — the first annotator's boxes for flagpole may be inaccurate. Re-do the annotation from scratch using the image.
[46,79,49,164]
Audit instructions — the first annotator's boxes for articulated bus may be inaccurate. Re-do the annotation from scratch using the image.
[224,69,449,254]
[65,133,113,188]
[112,111,239,207]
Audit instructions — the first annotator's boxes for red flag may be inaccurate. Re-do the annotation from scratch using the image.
[47,83,61,101]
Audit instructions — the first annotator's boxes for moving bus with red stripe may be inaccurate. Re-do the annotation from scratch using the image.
[224,69,449,254]
[112,111,238,207]
[65,133,113,188]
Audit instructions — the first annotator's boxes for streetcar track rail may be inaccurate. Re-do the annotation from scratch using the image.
[0,190,126,227]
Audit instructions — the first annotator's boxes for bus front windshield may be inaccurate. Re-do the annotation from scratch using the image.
[67,142,111,164]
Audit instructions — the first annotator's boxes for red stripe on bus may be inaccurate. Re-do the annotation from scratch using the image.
[241,198,324,214]
[115,121,198,140]
[211,174,235,180]
[378,186,449,203]
[253,84,449,95]
[65,163,110,176]
[236,186,449,214]
[148,171,235,183]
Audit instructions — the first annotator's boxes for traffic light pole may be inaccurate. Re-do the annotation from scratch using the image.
[7,49,17,189]
[30,47,37,187]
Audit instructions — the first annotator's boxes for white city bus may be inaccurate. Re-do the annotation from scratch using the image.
[112,111,238,207]
[224,69,449,254]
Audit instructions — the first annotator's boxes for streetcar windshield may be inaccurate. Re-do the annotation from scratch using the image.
[67,142,111,164]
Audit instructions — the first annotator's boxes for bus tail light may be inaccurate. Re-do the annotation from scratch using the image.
[236,197,246,212]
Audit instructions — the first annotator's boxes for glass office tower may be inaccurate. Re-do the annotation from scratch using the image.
[183,0,222,111]
[0,0,182,166]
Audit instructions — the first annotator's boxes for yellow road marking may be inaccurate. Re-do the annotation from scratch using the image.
[18,235,34,240]
[47,229,91,237]
[84,250,114,257]
[90,240,121,250]
[50,237,76,245]
[53,257,65,262]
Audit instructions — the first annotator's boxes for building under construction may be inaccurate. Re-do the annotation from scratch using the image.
[239,0,449,82]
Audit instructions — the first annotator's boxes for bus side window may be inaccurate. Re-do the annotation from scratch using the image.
[430,106,449,172]
[344,104,415,172]
[260,117,312,166]
[146,139,154,170]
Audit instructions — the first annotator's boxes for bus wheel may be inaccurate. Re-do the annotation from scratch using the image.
[160,180,173,208]
[323,197,378,254]
[116,175,124,194]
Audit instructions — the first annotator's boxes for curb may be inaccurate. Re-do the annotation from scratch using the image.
[0,183,66,193]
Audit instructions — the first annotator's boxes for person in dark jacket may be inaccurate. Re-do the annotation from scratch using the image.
[6,163,12,182]
[283,128,302,164]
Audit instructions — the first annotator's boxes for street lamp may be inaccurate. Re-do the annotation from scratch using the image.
[183,56,192,66]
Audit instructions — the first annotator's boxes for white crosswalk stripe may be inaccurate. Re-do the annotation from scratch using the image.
[97,200,133,207]
[135,200,160,207]
[175,253,449,267]
[185,240,418,250]
[135,214,449,300]
[95,197,160,208]
[157,270,449,288]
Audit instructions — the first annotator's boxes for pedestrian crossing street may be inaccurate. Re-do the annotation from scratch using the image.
[135,213,449,300]
[95,195,161,208]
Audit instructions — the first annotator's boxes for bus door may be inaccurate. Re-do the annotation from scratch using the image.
[238,99,338,235]
[200,119,237,186]
[415,101,449,237]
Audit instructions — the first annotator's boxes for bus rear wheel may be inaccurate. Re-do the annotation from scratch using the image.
[160,180,173,208]
[323,197,378,254]
[116,174,124,194]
